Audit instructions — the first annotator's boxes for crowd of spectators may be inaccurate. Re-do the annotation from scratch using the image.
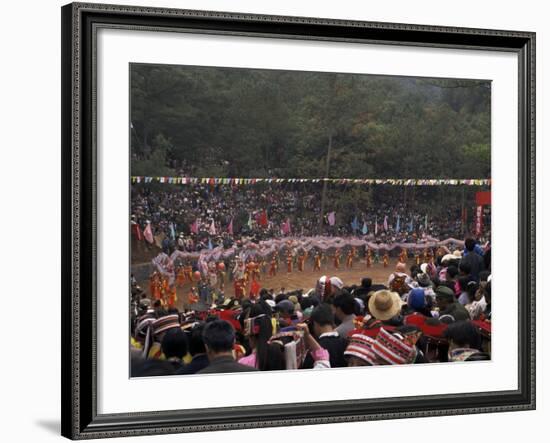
[130,237,491,376]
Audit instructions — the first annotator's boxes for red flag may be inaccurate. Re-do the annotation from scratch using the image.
[131,222,142,241]
[259,210,268,227]
[475,206,483,236]
[190,220,198,234]
[227,219,234,235]
[143,222,154,244]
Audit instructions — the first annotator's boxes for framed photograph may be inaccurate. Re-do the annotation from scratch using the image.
[61,2,535,439]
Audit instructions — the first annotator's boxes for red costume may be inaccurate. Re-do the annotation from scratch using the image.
[313,253,322,271]
[333,249,341,269]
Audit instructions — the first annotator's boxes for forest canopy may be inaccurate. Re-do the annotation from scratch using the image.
[130,63,491,180]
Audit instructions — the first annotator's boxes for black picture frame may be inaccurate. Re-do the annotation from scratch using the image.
[61,2,536,439]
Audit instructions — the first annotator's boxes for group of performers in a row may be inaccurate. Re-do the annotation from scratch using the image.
[146,246,437,309]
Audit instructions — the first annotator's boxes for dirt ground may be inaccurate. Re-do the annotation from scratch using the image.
[136,259,414,312]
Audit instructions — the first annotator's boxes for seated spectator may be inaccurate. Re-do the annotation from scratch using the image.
[302,304,347,368]
[331,291,357,337]
[435,286,470,322]
[344,333,377,367]
[198,320,259,373]
[161,328,188,372]
[177,323,209,375]
[444,320,490,361]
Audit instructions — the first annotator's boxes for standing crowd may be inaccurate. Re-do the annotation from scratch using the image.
[130,237,491,376]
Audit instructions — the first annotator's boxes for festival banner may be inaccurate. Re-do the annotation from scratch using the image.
[131,176,491,186]
[475,205,484,236]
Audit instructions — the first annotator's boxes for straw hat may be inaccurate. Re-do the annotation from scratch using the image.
[368,290,404,321]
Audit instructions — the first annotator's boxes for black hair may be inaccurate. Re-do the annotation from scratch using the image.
[361,277,372,289]
[262,342,286,371]
[457,276,471,292]
[243,303,275,370]
[465,352,491,361]
[466,281,479,299]
[478,270,491,282]
[446,265,459,279]
[459,261,472,275]
[464,238,476,252]
[444,321,482,350]
[161,328,188,359]
[309,304,335,327]
[396,325,422,335]
[202,320,235,353]
[188,323,206,356]
[300,297,314,311]
[331,290,356,315]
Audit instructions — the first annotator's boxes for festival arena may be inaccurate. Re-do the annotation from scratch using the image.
[129,65,492,376]
[130,181,492,377]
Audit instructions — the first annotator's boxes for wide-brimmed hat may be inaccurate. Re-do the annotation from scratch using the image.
[442,254,457,264]
[344,333,377,365]
[368,290,404,321]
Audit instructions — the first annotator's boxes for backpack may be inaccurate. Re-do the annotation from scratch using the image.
[390,274,409,295]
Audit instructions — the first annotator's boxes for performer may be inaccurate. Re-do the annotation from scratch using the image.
[184,260,193,283]
[269,254,278,277]
[383,252,389,268]
[333,248,341,269]
[207,262,218,294]
[297,250,307,272]
[244,259,256,282]
[187,287,199,305]
[150,272,161,300]
[252,260,261,281]
[286,250,293,273]
[217,262,226,293]
[366,248,373,268]
[167,285,177,309]
[346,247,355,269]
[176,265,186,287]
[399,247,408,263]
[313,250,322,271]
[232,258,246,300]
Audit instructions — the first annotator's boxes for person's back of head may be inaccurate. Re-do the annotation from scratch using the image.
[444,320,481,350]
[310,303,335,328]
[464,238,476,252]
[446,265,459,279]
[161,328,188,360]
[331,290,356,316]
[188,323,206,356]
[202,320,235,354]
[458,261,472,276]
[361,277,372,290]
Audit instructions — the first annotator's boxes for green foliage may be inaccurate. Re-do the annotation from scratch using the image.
[130,64,491,180]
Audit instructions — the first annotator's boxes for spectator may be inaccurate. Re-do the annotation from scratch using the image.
[302,304,347,368]
[331,291,357,337]
[198,320,259,373]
